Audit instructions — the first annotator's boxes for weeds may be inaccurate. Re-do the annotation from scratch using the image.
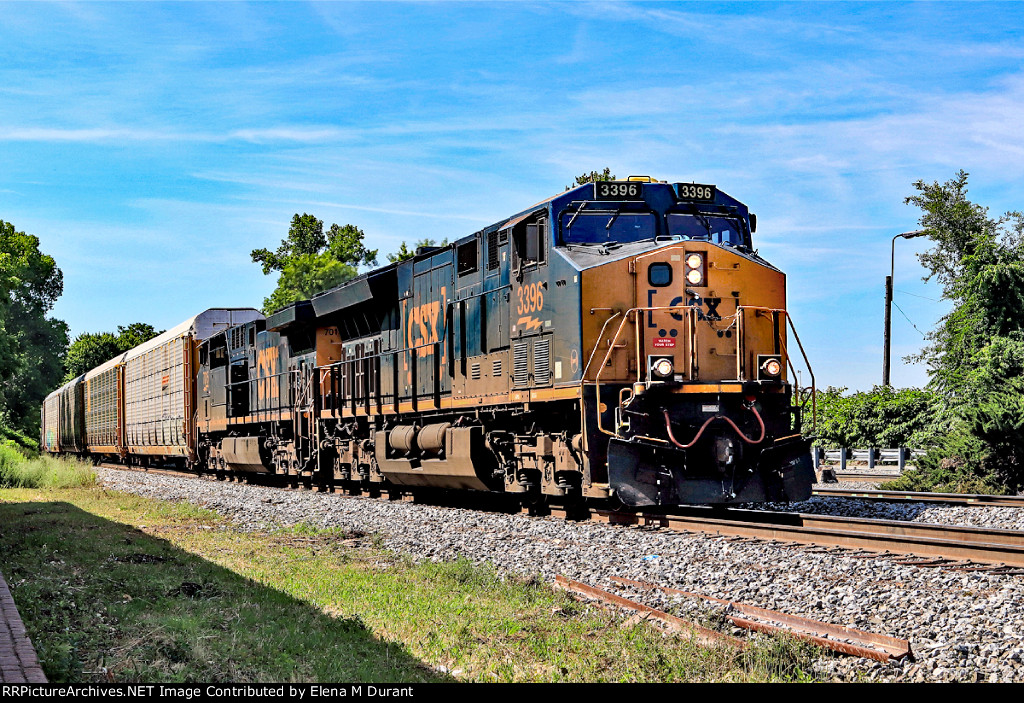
[0,443,95,489]
[0,486,821,683]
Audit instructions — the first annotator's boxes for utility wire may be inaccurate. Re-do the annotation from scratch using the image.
[892,300,928,338]
[895,288,942,303]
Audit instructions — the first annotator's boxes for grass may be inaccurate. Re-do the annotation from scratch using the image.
[0,443,96,489]
[0,483,822,683]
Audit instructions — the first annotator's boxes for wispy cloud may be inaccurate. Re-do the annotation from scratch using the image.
[2,1,1020,391]
[0,125,352,144]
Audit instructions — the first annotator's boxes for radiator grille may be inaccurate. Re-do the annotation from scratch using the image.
[533,338,551,386]
[513,341,530,388]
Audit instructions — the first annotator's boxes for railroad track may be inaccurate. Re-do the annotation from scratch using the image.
[599,506,1024,569]
[826,472,901,483]
[813,486,1024,508]
[98,463,1024,570]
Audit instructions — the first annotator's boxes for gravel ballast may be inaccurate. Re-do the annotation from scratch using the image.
[96,467,1024,682]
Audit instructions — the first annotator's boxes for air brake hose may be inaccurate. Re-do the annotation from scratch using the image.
[663,403,766,449]
[664,412,716,449]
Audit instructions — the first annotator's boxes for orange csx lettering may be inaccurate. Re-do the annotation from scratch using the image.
[407,287,447,359]
[256,345,280,402]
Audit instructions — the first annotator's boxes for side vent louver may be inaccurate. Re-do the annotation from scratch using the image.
[513,341,530,388]
[492,359,502,378]
[487,230,500,271]
[471,363,481,380]
[533,338,551,386]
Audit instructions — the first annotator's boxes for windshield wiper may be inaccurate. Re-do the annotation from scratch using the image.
[566,201,588,231]
[688,204,713,238]
[605,204,623,231]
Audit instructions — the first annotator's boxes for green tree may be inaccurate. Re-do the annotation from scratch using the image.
[906,170,1024,397]
[252,215,378,314]
[63,332,119,382]
[0,220,68,442]
[63,323,162,382]
[883,171,1024,493]
[115,322,160,350]
[386,238,449,264]
[565,168,616,191]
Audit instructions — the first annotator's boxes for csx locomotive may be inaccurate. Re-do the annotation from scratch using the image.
[42,178,815,507]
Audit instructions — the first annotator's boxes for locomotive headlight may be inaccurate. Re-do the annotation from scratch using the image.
[684,252,706,286]
[757,355,783,380]
[651,357,674,378]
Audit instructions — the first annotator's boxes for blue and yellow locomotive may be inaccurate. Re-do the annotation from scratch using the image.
[44,178,815,507]
[194,177,816,506]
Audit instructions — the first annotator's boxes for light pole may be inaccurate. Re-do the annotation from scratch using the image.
[883,230,927,386]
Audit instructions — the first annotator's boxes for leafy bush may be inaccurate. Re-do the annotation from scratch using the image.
[886,379,1024,494]
[803,386,938,450]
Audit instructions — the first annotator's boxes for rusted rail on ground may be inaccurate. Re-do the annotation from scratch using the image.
[553,575,744,649]
[610,576,912,662]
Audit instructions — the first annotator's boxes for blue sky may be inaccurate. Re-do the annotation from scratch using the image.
[2,1,1022,391]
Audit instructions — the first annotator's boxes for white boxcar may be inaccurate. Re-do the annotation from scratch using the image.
[123,308,263,458]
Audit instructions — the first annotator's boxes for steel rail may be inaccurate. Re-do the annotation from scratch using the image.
[594,507,1024,567]
[827,472,901,483]
[814,487,1024,507]
[100,463,1024,568]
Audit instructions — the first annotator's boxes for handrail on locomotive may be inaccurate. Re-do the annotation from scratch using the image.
[590,304,815,438]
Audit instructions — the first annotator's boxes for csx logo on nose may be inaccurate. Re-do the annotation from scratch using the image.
[647,289,722,323]
[691,296,722,321]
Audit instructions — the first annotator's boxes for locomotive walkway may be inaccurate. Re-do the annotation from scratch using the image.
[0,569,46,682]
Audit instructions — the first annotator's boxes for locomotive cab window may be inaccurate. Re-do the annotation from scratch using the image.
[648,263,672,287]
[513,212,547,268]
[209,345,227,369]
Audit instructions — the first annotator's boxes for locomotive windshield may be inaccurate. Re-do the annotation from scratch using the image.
[560,211,657,245]
[558,202,748,248]
[666,213,745,246]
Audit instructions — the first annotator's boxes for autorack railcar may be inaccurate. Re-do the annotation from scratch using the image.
[43,309,264,463]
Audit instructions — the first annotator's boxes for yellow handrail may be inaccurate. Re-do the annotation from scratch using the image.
[589,304,816,437]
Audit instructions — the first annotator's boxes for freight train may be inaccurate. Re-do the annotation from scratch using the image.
[42,178,816,507]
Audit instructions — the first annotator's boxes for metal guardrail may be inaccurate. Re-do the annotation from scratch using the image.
[812,447,926,472]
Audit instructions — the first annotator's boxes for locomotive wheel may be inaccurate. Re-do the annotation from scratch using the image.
[519,491,549,516]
